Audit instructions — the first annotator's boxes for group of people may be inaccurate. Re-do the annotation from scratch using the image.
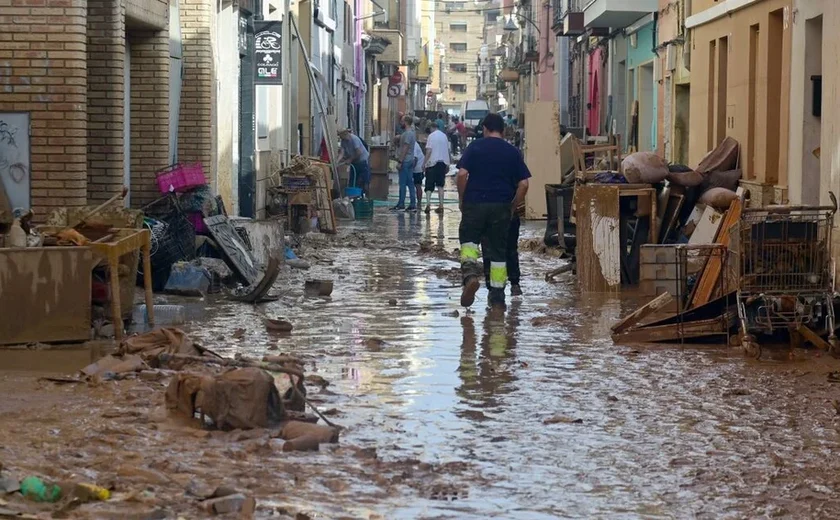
[391,115,450,213]
[337,111,530,309]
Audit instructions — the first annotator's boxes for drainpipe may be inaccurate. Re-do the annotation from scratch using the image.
[682,0,691,71]
[606,37,613,135]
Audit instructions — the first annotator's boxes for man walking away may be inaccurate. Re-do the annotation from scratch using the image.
[456,113,530,308]
[424,124,450,214]
[413,140,426,209]
[337,129,371,196]
[483,201,524,296]
[392,115,418,211]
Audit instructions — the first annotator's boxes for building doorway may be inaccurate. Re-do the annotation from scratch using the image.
[674,83,690,165]
[638,62,654,151]
[802,15,823,205]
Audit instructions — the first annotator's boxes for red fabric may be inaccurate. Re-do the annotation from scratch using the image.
[319,137,330,162]
[587,48,602,136]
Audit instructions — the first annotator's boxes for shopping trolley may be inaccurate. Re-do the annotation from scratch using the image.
[735,193,838,358]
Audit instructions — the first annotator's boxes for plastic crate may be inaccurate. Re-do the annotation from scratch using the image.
[353,197,374,219]
[155,163,206,194]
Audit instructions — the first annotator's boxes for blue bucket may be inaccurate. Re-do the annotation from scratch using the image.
[345,165,363,198]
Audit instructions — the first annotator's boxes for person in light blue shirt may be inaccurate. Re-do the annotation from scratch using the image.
[337,128,370,196]
[435,112,446,132]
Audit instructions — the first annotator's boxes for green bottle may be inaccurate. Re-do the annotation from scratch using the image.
[20,476,62,503]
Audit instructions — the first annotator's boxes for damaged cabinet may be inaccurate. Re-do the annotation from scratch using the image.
[0,247,94,345]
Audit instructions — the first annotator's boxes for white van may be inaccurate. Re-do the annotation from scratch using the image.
[460,100,491,131]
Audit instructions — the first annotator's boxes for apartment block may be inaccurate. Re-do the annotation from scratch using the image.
[435,0,490,112]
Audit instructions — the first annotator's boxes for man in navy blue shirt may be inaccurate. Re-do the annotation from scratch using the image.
[456,113,531,308]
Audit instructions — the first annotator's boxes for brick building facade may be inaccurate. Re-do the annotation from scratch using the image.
[0,0,217,217]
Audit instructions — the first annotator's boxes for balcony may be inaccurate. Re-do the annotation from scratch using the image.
[583,0,657,29]
[552,0,584,36]
[370,29,404,65]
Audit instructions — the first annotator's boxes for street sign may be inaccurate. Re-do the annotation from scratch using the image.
[387,84,401,98]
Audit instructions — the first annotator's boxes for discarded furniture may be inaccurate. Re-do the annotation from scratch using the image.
[572,136,623,182]
[544,184,575,252]
[204,215,261,285]
[368,145,390,201]
[573,183,656,292]
[0,247,94,345]
[86,228,156,341]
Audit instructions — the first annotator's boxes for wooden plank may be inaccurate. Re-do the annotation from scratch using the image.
[308,160,338,234]
[658,194,685,243]
[797,324,831,350]
[574,184,621,292]
[611,292,674,334]
[524,101,563,220]
[689,199,742,308]
[614,313,736,343]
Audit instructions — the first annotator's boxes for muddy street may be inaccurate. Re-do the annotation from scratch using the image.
[4,209,840,518]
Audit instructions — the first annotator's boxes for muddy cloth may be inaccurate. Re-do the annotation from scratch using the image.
[119,327,203,359]
[483,214,521,286]
[165,368,285,430]
[696,136,739,174]
[460,202,511,294]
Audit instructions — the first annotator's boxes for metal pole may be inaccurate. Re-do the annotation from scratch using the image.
[289,14,342,193]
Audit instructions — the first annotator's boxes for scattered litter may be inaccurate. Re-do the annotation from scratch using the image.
[304,279,334,296]
[265,319,293,333]
[543,415,583,425]
[19,476,61,503]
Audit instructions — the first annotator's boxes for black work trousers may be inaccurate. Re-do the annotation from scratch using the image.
[483,214,521,286]
[459,203,511,290]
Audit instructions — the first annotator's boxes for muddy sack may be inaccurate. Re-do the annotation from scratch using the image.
[165,367,285,430]
[698,187,739,210]
[622,152,669,184]
[696,136,739,174]
[666,169,704,187]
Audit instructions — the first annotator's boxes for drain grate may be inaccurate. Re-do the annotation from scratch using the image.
[428,483,469,501]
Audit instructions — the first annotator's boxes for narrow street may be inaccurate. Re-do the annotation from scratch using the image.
[4,206,840,518]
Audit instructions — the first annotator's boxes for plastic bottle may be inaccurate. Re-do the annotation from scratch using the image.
[8,218,26,248]
[131,304,185,325]
[73,483,111,501]
[20,476,62,503]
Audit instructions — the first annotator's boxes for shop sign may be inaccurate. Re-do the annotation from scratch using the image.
[254,20,282,85]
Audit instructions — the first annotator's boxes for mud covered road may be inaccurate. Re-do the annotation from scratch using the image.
[4,208,840,518]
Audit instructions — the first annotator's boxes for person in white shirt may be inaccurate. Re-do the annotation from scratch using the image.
[413,141,426,210]
[423,125,452,214]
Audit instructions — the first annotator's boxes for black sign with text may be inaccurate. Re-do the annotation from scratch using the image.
[254,20,282,85]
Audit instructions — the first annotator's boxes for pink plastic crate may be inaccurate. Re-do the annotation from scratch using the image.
[186,212,209,234]
[155,163,206,194]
